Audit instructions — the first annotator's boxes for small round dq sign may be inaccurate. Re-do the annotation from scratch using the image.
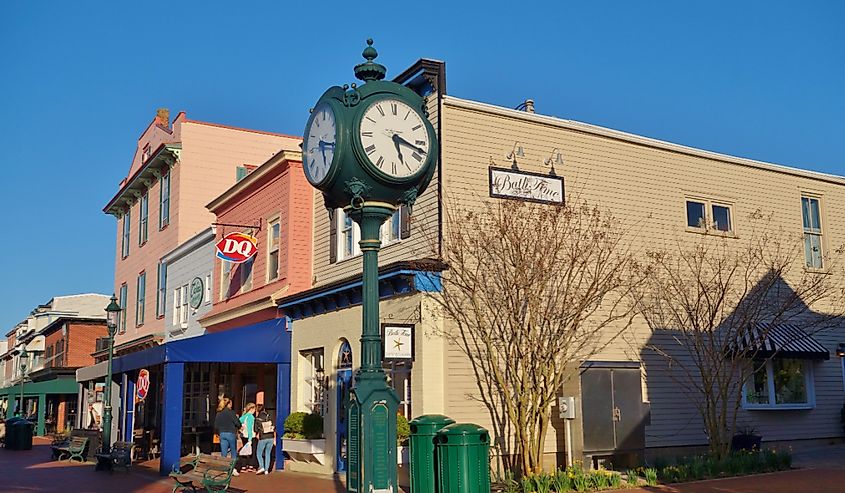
[136,369,150,403]
[216,232,258,264]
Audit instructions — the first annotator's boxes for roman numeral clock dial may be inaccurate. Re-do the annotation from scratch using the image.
[303,102,337,187]
[359,98,430,179]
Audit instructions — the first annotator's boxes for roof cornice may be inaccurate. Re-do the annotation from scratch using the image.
[103,143,182,216]
[443,96,845,187]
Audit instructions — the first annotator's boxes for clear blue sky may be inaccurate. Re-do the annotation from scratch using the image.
[0,1,842,331]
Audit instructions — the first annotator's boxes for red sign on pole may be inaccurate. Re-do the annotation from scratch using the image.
[136,369,150,403]
[215,232,258,264]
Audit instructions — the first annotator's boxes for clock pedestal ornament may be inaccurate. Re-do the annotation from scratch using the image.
[303,39,438,493]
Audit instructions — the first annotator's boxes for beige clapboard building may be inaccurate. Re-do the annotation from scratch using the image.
[278,60,845,475]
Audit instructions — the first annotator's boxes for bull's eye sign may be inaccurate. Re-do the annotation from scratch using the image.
[215,232,259,264]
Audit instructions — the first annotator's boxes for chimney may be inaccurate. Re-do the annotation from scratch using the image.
[156,108,170,128]
[523,99,535,114]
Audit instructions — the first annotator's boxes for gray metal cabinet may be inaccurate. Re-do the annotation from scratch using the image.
[581,365,649,455]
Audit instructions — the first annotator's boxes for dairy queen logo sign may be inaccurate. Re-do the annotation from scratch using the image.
[216,232,258,263]
[136,369,150,403]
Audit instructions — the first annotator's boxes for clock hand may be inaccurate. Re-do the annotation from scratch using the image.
[319,140,327,165]
[394,135,427,154]
[392,134,404,164]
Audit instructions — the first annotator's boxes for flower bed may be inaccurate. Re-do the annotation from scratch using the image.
[495,448,792,492]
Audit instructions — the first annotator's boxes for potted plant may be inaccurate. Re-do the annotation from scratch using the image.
[282,412,326,464]
[396,414,410,465]
[731,424,762,451]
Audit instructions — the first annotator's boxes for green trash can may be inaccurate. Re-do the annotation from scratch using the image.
[5,417,22,450]
[409,414,455,493]
[15,420,34,450]
[435,423,490,493]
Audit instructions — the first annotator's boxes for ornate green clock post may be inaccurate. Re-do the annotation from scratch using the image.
[302,40,438,492]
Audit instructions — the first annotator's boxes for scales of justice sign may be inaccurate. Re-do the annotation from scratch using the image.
[301,40,438,493]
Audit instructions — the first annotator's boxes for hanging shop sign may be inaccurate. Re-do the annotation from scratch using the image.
[136,369,150,402]
[189,277,204,309]
[489,167,564,204]
[215,232,258,263]
[382,324,414,360]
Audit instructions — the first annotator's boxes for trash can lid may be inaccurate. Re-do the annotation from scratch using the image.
[436,423,490,445]
[409,414,456,426]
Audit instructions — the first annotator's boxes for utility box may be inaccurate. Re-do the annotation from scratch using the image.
[435,423,490,493]
[409,414,455,493]
[558,396,576,420]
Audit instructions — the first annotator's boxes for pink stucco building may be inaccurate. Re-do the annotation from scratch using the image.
[102,109,301,353]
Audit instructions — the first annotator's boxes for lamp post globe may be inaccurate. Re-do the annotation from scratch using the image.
[18,349,28,418]
[99,294,122,465]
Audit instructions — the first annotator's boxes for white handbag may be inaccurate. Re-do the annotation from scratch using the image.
[238,441,253,456]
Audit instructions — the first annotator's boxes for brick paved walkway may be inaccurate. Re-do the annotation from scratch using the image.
[3,438,845,493]
[0,437,345,493]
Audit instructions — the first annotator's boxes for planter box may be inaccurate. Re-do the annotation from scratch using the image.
[731,434,762,452]
[282,438,326,465]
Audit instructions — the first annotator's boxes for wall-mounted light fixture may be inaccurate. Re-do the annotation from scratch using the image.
[836,343,845,357]
[507,142,524,170]
[545,148,564,176]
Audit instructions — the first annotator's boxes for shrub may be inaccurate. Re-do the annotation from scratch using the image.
[531,472,553,493]
[643,468,658,486]
[552,469,572,492]
[283,411,307,439]
[397,414,410,445]
[624,469,639,486]
[302,412,323,439]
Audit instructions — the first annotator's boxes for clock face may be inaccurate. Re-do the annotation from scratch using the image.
[303,102,337,186]
[359,98,430,179]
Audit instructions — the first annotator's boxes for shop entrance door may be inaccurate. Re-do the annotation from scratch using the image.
[336,340,353,472]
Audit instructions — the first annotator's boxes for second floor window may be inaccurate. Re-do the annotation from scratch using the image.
[118,284,128,334]
[220,260,232,301]
[181,283,189,324]
[268,218,281,281]
[159,172,171,229]
[686,199,733,233]
[335,207,406,261]
[802,196,824,269]
[121,211,131,258]
[136,272,146,326]
[241,257,254,292]
[156,262,166,318]
[139,192,149,245]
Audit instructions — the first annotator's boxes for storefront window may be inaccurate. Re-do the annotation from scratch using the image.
[301,348,327,416]
[184,364,211,427]
[385,361,412,418]
[744,358,813,409]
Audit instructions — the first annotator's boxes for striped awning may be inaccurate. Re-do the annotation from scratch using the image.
[735,323,829,360]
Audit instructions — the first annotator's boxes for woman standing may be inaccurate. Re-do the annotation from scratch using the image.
[213,398,241,476]
[253,404,275,474]
[238,403,258,472]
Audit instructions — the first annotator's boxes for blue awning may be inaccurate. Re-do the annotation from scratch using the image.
[103,318,290,376]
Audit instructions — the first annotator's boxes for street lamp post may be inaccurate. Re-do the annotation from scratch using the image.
[100,295,122,460]
[17,350,28,417]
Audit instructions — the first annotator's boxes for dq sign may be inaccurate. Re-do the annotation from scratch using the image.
[136,369,150,403]
[216,232,258,263]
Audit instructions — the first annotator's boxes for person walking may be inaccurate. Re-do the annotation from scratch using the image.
[238,403,258,472]
[253,404,275,474]
[214,397,241,476]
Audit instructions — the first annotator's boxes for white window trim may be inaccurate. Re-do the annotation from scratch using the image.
[684,196,735,236]
[180,284,189,324]
[267,215,281,283]
[742,359,816,410]
[204,274,212,305]
[801,194,825,271]
[336,208,403,262]
[172,288,181,327]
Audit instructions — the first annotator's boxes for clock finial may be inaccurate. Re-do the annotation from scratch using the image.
[354,38,386,82]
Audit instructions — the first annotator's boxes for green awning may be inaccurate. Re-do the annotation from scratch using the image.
[0,377,78,396]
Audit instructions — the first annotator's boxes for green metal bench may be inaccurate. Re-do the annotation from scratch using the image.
[53,436,89,462]
[170,453,236,493]
[95,441,134,471]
